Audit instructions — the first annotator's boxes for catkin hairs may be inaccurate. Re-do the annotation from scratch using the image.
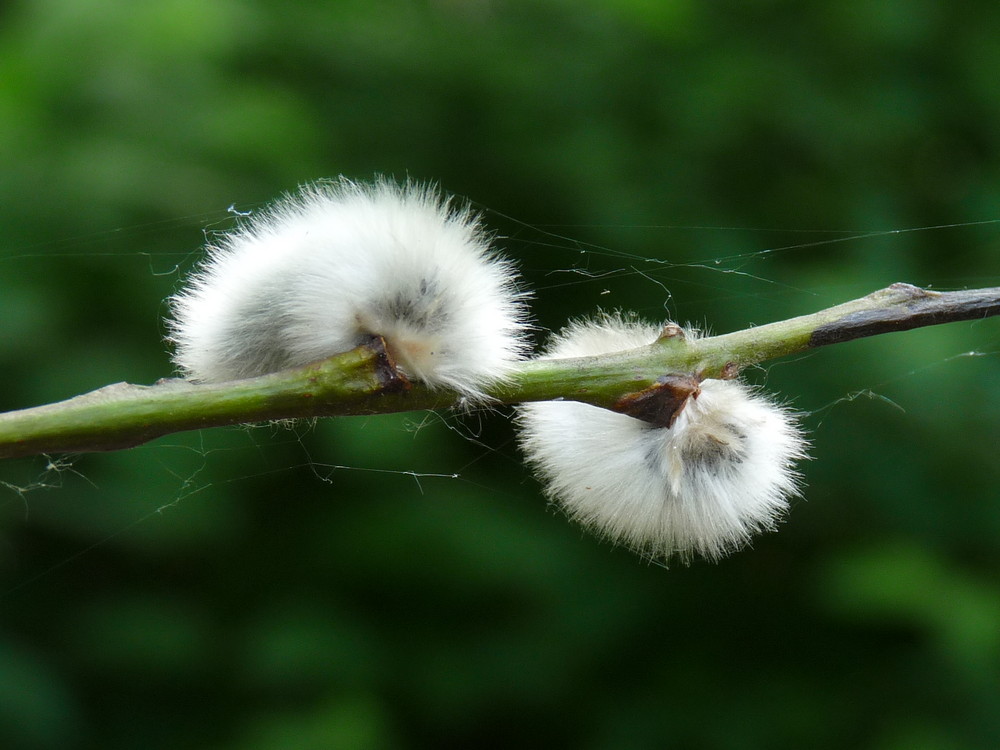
[167,178,531,401]
[517,313,807,562]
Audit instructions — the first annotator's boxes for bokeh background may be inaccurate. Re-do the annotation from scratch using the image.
[2,1,999,748]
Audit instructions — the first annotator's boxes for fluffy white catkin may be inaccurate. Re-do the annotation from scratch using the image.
[167,178,530,401]
[517,314,807,562]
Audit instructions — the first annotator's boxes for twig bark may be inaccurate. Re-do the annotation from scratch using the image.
[1,283,997,459]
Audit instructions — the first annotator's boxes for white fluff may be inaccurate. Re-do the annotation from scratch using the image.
[517,314,807,562]
[167,178,530,400]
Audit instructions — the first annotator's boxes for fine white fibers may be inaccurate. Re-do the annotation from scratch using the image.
[517,314,807,562]
[167,178,531,400]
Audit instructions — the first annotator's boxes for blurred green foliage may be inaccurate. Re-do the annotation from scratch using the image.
[1,1,999,748]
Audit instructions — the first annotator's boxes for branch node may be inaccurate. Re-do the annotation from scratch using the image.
[888,282,939,299]
[365,335,413,394]
[657,323,686,341]
[613,374,701,428]
[719,362,741,380]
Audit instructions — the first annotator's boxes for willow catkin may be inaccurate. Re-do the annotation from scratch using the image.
[167,178,531,401]
[517,313,807,562]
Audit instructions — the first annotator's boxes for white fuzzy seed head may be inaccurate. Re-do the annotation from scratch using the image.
[517,313,807,563]
[167,178,531,401]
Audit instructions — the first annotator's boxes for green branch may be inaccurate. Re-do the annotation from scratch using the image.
[1,283,997,459]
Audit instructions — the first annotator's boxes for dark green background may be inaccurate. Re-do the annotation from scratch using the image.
[2,1,999,748]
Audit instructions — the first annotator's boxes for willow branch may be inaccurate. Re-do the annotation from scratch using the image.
[1,283,997,459]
